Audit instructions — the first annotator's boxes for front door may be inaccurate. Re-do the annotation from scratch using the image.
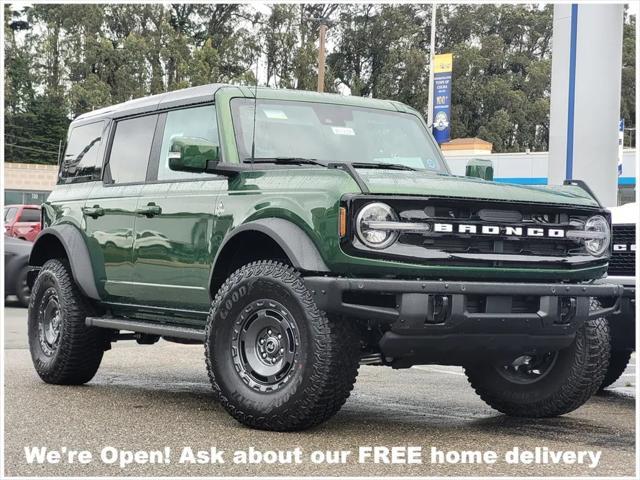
[130,104,226,321]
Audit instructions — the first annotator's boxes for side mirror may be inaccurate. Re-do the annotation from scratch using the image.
[465,158,494,181]
[168,137,220,173]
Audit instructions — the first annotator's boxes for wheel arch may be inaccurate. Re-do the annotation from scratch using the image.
[29,225,101,300]
[209,218,329,299]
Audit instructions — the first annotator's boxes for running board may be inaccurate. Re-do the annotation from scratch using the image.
[85,317,205,342]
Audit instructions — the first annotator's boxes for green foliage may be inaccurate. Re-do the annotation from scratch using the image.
[4,3,636,164]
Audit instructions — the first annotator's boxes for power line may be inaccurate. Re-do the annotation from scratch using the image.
[5,133,60,148]
[5,143,58,156]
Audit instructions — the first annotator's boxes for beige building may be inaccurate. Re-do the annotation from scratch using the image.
[4,162,58,205]
[440,137,493,156]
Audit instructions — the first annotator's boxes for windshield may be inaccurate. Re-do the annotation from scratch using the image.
[230,98,448,173]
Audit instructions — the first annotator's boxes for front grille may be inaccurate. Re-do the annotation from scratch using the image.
[609,224,636,276]
[390,199,590,258]
[343,196,607,270]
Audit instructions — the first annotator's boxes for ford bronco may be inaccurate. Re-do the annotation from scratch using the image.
[28,84,623,431]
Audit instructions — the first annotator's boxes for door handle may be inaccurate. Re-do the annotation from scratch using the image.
[136,203,162,218]
[82,205,104,218]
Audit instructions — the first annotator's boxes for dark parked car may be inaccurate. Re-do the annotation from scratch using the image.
[5,235,32,307]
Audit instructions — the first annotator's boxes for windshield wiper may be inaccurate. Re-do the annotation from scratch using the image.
[350,162,417,171]
[244,157,327,167]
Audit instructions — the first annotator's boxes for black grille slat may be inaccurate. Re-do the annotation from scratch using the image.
[609,224,636,276]
[402,235,578,257]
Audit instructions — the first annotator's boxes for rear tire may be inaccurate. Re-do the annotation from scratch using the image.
[465,315,610,417]
[599,350,632,390]
[28,259,107,385]
[205,260,361,431]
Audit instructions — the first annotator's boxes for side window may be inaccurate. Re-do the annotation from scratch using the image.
[108,115,157,184]
[157,105,219,180]
[4,207,18,223]
[59,121,105,182]
[18,208,40,222]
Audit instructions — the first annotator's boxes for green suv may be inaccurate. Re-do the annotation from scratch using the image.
[28,84,623,431]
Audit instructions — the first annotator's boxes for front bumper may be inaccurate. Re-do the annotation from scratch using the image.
[304,277,624,366]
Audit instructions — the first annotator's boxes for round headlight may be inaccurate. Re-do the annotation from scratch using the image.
[356,202,399,249]
[584,215,610,256]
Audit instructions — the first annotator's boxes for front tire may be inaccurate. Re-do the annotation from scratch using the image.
[465,316,610,417]
[28,259,106,385]
[205,261,361,431]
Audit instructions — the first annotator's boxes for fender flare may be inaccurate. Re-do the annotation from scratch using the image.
[209,218,329,287]
[29,225,101,300]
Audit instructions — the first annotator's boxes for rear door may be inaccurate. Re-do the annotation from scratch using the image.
[130,104,226,319]
[84,114,157,303]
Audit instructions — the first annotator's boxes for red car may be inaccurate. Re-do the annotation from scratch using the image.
[4,204,41,242]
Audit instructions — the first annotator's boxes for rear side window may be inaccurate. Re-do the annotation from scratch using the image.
[18,208,40,222]
[59,121,105,182]
[107,115,157,184]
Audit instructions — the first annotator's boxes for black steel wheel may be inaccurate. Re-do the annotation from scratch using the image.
[36,287,62,356]
[495,352,558,385]
[233,300,300,392]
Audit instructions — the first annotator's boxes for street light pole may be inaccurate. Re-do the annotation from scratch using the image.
[427,4,437,128]
[317,22,328,92]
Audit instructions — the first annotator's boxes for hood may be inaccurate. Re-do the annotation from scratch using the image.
[356,170,600,208]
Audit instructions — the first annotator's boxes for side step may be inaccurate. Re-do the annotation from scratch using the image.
[85,317,205,342]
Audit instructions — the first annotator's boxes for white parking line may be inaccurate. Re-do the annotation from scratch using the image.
[413,366,465,376]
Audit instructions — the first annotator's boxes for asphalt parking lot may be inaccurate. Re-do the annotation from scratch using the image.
[3,302,636,477]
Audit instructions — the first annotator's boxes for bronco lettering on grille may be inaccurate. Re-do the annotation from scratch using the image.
[613,243,636,251]
[433,223,566,238]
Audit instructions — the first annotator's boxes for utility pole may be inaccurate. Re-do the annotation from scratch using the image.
[317,21,329,92]
[427,4,437,128]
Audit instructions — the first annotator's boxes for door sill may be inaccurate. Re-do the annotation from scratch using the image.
[85,317,205,341]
